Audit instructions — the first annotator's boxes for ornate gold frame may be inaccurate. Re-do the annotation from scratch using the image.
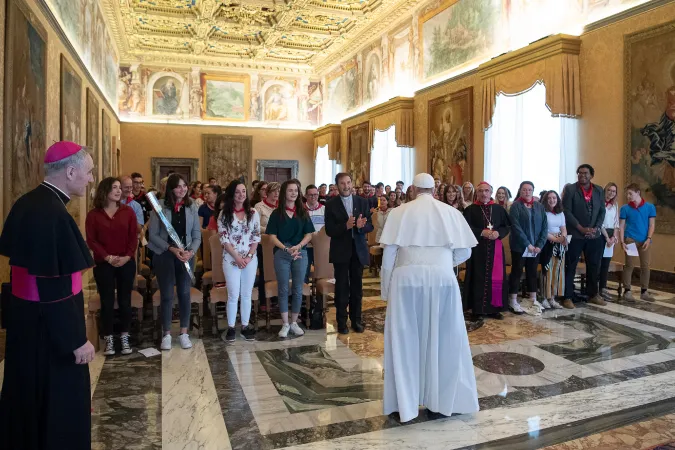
[200,74,250,122]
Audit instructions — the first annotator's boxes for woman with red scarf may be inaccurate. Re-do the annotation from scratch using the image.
[254,182,280,305]
[619,183,657,301]
[507,181,549,315]
[148,174,201,351]
[266,180,315,338]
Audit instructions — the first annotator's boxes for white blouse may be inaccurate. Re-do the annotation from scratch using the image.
[602,203,619,230]
[218,210,261,259]
[254,201,276,233]
[546,211,566,234]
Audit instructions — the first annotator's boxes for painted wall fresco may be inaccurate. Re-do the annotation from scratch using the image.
[47,0,119,106]
[625,21,675,234]
[325,58,360,124]
[117,65,322,127]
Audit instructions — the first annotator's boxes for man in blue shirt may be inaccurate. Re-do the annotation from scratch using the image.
[120,175,144,229]
[619,183,657,301]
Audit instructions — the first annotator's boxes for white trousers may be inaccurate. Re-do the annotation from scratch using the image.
[223,254,257,327]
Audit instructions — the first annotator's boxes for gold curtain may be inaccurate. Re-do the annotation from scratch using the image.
[480,34,582,130]
[367,97,415,151]
[312,124,342,160]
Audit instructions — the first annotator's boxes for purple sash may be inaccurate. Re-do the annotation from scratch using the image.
[491,239,504,307]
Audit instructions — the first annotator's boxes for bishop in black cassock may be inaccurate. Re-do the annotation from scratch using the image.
[463,181,511,320]
[0,141,95,450]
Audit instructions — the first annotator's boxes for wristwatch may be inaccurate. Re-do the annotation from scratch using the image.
[246,252,254,259]
[283,247,289,253]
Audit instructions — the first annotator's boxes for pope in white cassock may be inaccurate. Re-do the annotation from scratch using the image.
[380,173,479,422]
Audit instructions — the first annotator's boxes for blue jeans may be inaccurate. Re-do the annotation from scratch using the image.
[273,248,308,314]
[304,247,314,284]
[154,250,194,332]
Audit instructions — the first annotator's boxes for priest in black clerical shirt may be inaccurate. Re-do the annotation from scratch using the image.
[0,141,96,450]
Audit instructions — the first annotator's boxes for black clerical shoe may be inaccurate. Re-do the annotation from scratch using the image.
[488,312,504,320]
[338,324,350,335]
[223,327,236,343]
[351,322,365,333]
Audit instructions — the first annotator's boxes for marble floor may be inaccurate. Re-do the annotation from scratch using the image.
[2,277,675,449]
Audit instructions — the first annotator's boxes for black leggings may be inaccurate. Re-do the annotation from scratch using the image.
[509,251,539,294]
[598,229,614,291]
[93,260,136,336]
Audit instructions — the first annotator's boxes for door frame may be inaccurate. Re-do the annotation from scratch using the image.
[151,157,200,189]
[256,159,299,182]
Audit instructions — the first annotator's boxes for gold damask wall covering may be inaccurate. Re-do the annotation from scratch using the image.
[347,122,370,188]
[202,134,252,187]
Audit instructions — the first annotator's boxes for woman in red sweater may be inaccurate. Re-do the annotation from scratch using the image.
[86,177,139,356]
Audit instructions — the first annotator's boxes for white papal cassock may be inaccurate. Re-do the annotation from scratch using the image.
[380,192,479,422]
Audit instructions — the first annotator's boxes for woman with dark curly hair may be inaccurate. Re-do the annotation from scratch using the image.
[219,180,261,343]
[189,181,204,207]
[443,184,465,211]
[86,177,139,356]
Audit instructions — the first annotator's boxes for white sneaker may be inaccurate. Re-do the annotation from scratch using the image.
[548,299,564,309]
[103,335,115,356]
[290,322,305,336]
[509,299,525,315]
[161,334,172,350]
[624,291,635,301]
[178,333,192,349]
[120,334,132,355]
[541,299,552,309]
[278,323,291,338]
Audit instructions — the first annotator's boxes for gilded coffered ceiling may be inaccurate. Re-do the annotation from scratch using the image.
[104,0,417,75]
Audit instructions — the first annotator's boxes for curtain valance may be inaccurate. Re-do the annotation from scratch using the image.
[312,124,342,160]
[367,97,414,151]
[479,34,581,130]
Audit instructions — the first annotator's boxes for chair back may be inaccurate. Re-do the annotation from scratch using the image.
[202,228,216,271]
[261,234,277,282]
[209,234,226,284]
[367,212,379,247]
[502,236,512,266]
[312,228,334,280]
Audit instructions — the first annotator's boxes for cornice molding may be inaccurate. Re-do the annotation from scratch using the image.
[583,0,674,33]
[366,96,414,118]
[477,34,581,80]
[313,123,342,138]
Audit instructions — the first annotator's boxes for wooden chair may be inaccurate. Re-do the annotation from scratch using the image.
[138,223,152,279]
[311,228,334,328]
[201,228,216,293]
[368,213,382,276]
[261,235,311,330]
[208,233,259,334]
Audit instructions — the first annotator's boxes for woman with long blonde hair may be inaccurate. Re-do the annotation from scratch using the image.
[599,182,620,299]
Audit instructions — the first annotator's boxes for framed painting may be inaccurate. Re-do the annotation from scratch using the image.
[3,0,48,214]
[60,55,82,143]
[624,21,675,235]
[102,110,111,178]
[428,87,473,186]
[86,89,100,211]
[346,122,370,188]
[201,74,249,121]
[419,0,501,81]
[202,134,252,187]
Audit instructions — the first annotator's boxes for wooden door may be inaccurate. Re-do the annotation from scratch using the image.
[160,166,192,183]
[263,167,292,183]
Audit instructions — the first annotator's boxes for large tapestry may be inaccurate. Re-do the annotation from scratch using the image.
[347,122,370,188]
[4,0,48,213]
[201,74,249,121]
[86,89,100,211]
[420,0,501,80]
[625,21,675,234]
[429,88,473,186]
[102,111,111,178]
[202,134,252,187]
[60,55,83,222]
[48,0,118,104]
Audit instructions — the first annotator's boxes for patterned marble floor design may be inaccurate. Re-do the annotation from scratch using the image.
[6,275,675,449]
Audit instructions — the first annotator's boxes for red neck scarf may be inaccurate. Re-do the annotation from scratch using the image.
[234,207,245,213]
[629,198,645,209]
[580,183,594,203]
[305,202,322,212]
[498,200,506,206]
[285,205,296,216]
[517,197,534,207]
[263,199,277,209]
[605,200,613,208]
[173,200,184,213]
[474,199,495,206]
[207,203,215,210]
[126,196,134,204]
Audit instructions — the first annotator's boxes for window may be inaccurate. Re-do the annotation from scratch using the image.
[484,82,578,197]
[314,145,341,186]
[369,126,415,188]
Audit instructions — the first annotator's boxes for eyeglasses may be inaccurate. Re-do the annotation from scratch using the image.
[307,193,319,197]
[132,180,144,185]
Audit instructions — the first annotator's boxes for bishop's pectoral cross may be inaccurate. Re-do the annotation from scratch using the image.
[487,223,494,230]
